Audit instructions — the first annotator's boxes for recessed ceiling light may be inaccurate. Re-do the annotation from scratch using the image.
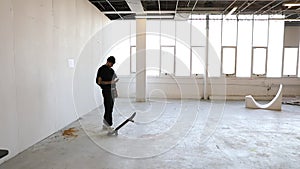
[283,3,300,7]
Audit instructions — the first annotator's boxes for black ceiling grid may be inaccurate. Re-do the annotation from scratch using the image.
[89,0,131,20]
[141,0,159,11]
[89,0,300,24]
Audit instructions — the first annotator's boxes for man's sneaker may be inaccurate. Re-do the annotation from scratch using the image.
[102,124,114,131]
[107,126,114,133]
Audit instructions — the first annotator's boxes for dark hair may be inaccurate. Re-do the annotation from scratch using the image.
[107,56,115,64]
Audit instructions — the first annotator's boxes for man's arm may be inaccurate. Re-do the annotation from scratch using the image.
[97,77,118,85]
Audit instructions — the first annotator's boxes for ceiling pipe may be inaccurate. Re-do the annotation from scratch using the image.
[97,1,105,10]
[158,0,161,14]
[279,1,300,16]
[222,0,237,15]
[191,0,199,12]
[262,1,283,14]
[253,0,276,15]
[226,6,238,16]
[175,0,179,13]
[236,0,256,15]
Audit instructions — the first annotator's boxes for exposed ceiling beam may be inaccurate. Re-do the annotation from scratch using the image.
[191,0,199,12]
[277,0,299,15]
[105,0,124,20]
[158,0,161,13]
[102,11,134,14]
[89,0,300,21]
[102,10,175,14]
[125,0,145,15]
[236,0,256,15]
[222,0,237,15]
[97,1,105,10]
[175,0,179,13]
[254,0,276,15]
[178,7,223,11]
[262,1,283,14]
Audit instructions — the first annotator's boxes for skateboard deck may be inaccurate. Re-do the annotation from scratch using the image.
[108,112,136,136]
[0,149,8,159]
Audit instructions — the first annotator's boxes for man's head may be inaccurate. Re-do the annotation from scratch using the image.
[106,56,115,67]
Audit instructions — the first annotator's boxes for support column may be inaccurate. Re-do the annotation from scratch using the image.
[204,15,209,100]
[136,18,146,102]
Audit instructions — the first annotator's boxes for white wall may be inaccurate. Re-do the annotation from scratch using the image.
[0,0,18,161]
[106,20,299,101]
[117,76,300,100]
[0,0,109,163]
[115,23,300,100]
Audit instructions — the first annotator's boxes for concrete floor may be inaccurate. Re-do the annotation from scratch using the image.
[1,99,300,169]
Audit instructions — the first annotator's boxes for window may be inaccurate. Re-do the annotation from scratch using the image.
[236,15,253,77]
[298,48,300,78]
[208,15,222,77]
[130,20,136,46]
[175,21,191,76]
[107,39,131,76]
[146,20,160,76]
[161,46,175,75]
[175,42,190,76]
[191,15,206,46]
[104,21,131,76]
[267,15,284,77]
[191,46,205,76]
[252,47,267,76]
[222,15,237,46]
[253,15,268,46]
[283,47,299,76]
[222,47,236,75]
[161,21,175,46]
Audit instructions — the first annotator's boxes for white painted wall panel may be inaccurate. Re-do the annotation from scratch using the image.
[12,0,56,152]
[0,0,18,162]
[0,0,109,163]
[52,0,78,130]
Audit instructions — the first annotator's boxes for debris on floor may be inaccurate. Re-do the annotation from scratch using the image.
[282,96,300,106]
[62,127,78,138]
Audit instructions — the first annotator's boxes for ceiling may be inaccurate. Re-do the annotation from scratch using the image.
[89,0,300,22]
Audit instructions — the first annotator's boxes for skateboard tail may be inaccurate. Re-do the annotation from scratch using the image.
[107,112,136,136]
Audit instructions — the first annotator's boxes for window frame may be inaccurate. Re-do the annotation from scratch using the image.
[252,47,268,77]
[282,46,299,77]
[191,46,206,78]
[160,45,176,76]
[221,46,237,77]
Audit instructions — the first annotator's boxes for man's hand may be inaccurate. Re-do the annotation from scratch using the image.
[97,77,102,85]
[112,78,119,84]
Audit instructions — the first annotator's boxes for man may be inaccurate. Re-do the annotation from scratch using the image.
[96,56,119,131]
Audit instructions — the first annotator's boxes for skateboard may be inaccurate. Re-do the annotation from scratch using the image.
[108,112,136,136]
[0,149,8,159]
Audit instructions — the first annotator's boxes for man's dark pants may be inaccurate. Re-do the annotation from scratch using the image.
[102,89,114,126]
